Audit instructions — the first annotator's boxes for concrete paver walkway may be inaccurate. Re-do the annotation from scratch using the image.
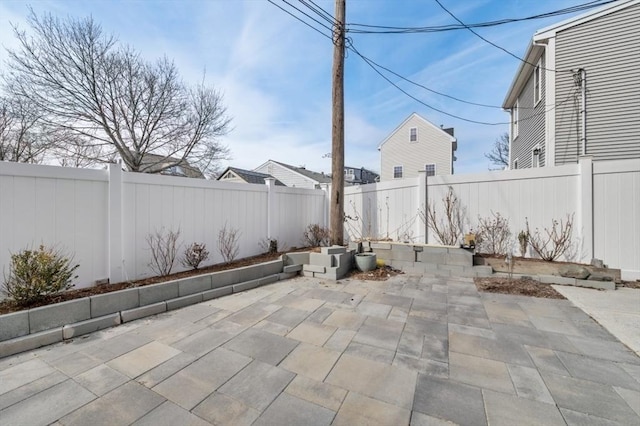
[1,274,639,425]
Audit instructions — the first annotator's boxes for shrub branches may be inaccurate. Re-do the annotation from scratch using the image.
[146,227,181,276]
[420,187,464,246]
[526,214,574,261]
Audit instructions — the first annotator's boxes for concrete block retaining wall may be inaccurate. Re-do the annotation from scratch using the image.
[0,259,285,358]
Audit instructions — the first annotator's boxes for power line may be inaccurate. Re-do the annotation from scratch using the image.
[279,0,335,33]
[266,0,332,40]
[298,0,336,26]
[347,0,616,34]
[432,0,567,72]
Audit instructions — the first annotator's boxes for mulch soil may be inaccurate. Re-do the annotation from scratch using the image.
[346,266,404,281]
[474,276,567,299]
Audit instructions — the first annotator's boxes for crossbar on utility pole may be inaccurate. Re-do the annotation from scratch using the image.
[330,0,346,246]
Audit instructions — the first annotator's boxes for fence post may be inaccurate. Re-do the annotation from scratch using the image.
[265,177,276,239]
[578,156,594,262]
[417,171,427,243]
[108,163,124,284]
[320,183,330,230]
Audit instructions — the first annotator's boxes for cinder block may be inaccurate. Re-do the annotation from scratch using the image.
[310,253,334,268]
[348,241,362,252]
[239,259,282,278]
[537,275,575,285]
[334,252,353,268]
[232,278,263,293]
[62,313,121,339]
[91,287,139,317]
[167,293,203,311]
[120,302,166,323]
[211,269,239,289]
[301,271,315,278]
[29,298,90,334]
[444,251,473,266]
[472,266,493,277]
[303,264,326,273]
[321,246,346,255]
[178,275,211,296]
[284,252,310,266]
[371,248,392,261]
[416,251,446,264]
[314,271,339,281]
[574,279,615,290]
[202,286,233,301]
[413,245,424,252]
[390,249,415,262]
[284,264,303,273]
[0,311,29,342]
[391,243,414,251]
[370,242,391,250]
[438,264,466,273]
[139,281,179,306]
[0,328,62,359]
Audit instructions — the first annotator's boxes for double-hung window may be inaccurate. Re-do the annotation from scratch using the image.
[409,127,417,142]
[393,165,403,179]
[425,163,436,176]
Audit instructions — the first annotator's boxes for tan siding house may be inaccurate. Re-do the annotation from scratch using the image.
[378,113,457,181]
[503,0,640,168]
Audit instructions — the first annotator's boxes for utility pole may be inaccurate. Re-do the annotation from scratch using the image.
[330,0,346,246]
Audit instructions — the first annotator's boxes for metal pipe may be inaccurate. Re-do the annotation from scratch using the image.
[581,68,587,156]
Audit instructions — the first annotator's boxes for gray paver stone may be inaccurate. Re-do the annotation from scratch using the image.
[413,375,487,426]
[177,275,211,296]
[139,281,179,306]
[62,313,121,339]
[0,310,29,341]
[253,392,335,426]
[90,287,139,317]
[120,302,166,323]
[29,298,90,333]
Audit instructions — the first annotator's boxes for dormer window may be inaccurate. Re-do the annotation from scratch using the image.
[410,127,417,142]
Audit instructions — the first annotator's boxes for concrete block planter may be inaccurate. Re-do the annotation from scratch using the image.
[0,259,286,359]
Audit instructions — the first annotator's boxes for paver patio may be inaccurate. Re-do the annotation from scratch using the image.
[1,274,639,425]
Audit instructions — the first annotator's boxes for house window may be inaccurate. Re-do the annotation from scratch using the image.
[409,127,417,142]
[166,165,185,176]
[393,165,403,179]
[532,146,540,168]
[534,59,541,105]
[512,99,519,139]
[513,158,519,170]
[425,163,436,176]
[344,168,354,177]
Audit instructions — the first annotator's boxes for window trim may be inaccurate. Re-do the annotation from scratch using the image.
[393,165,403,179]
[534,59,542,106]
[532,145,540,168]
[425,163,436,176]
[512,99,519,139]
[409,127,417,143]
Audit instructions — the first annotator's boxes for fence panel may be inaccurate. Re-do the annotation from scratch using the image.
[272,187,327,249]
[0,162,109,289]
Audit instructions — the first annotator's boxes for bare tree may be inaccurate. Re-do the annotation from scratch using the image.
[485,132,509,170]
[4,11,231,175]
[0,96,53,163]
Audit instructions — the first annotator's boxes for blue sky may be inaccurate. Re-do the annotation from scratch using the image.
[0,0,608,175]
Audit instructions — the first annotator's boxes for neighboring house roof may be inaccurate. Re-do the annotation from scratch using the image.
[344,166,380,184]
[139,153,204,178]
[217,166,285,186]
[273,160,333,184]
[377,112,457,150]
[502,0,638,108]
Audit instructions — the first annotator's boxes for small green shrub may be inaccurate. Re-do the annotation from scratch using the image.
[2,245,79,306]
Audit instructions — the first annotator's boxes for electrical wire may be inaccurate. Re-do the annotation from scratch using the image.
[279,0,335,33]
[347,0,616,33]
[298,0,336,26]
[266,0,332,41]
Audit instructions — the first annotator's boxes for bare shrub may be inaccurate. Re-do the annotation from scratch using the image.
[517,230,529,257]
[181,242,209,270]
[146,227,181,276]
[476,212,511,256]
[302,224,330,247]
[218,224,240,263]
[258,238,280,254]
[526,214,574,261]
[2,244,79,306]
[420,186,465,246]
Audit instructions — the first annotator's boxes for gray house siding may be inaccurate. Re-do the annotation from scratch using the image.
[254,162,317,188]
[554,3,640,164]
[511,57,546,169]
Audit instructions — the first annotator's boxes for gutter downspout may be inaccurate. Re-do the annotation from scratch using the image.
[580,68,587,156]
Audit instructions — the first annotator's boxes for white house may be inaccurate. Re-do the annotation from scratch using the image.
[502,0,640,169]
[378,113,457,181]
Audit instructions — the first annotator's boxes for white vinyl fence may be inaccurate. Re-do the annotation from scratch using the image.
[0,162,327,290]
[345,157,640,280]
